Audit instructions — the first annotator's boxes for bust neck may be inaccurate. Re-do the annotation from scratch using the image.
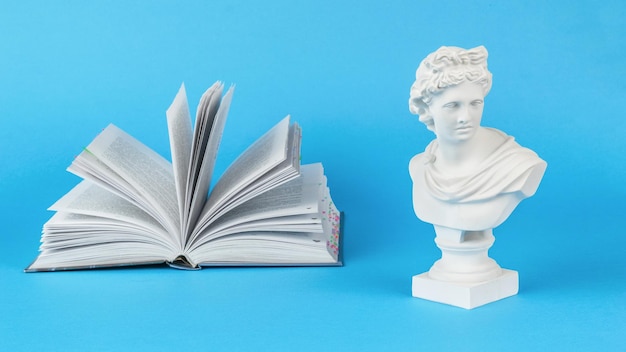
[434,128,504,175]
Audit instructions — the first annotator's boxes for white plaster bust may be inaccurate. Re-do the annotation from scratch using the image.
[408,46,547,307]
[408,46,546,232]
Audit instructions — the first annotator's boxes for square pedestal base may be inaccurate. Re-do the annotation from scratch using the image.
[412,269,519,309]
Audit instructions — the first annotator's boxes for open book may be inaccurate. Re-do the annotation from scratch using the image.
[26,82,342,272]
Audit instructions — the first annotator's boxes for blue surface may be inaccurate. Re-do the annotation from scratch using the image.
[1,1,625,350]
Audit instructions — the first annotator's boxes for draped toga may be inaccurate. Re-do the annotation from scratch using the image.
[409,128,546,230]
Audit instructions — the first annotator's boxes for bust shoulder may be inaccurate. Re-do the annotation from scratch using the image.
[409,139,438,183]
[409,149,430,181]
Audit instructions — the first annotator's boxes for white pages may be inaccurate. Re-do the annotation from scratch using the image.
[26,82,341,272]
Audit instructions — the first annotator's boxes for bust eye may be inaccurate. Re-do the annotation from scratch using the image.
[470,100,483,106]
[443,102,459,109]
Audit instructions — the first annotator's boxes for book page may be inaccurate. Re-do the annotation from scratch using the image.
[188,163,324,251]
[320,184,341,262]
[42,213,175,254]
[214,163,323,223]
[184,84,234,238]
[189,116,297,243]
[189,178,341,265]
[166,83,193,226]
[69,140,167,228]
[69,147,144,205]
[48,180,175,247]
[217,123,302,212]
[189,231,337,265]
[69,124,181,246]
[27,231,172,272]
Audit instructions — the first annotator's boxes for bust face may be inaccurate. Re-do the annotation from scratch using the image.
[427,82,485,145]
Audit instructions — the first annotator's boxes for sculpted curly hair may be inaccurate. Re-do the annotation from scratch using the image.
[409,46,492,132]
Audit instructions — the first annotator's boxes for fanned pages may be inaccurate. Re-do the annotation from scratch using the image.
[26,82,342,272]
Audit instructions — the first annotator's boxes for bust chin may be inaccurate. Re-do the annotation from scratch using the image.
[409,127,547,231]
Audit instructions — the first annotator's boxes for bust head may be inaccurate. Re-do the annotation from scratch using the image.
[409,46,492,133]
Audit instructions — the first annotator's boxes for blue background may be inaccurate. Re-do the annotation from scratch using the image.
[1,1,624,350]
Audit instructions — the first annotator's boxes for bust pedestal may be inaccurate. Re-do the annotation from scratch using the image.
[412,226,518,309]
[412,270,518,310]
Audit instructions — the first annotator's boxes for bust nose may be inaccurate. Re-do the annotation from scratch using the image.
[458,108,469,124]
